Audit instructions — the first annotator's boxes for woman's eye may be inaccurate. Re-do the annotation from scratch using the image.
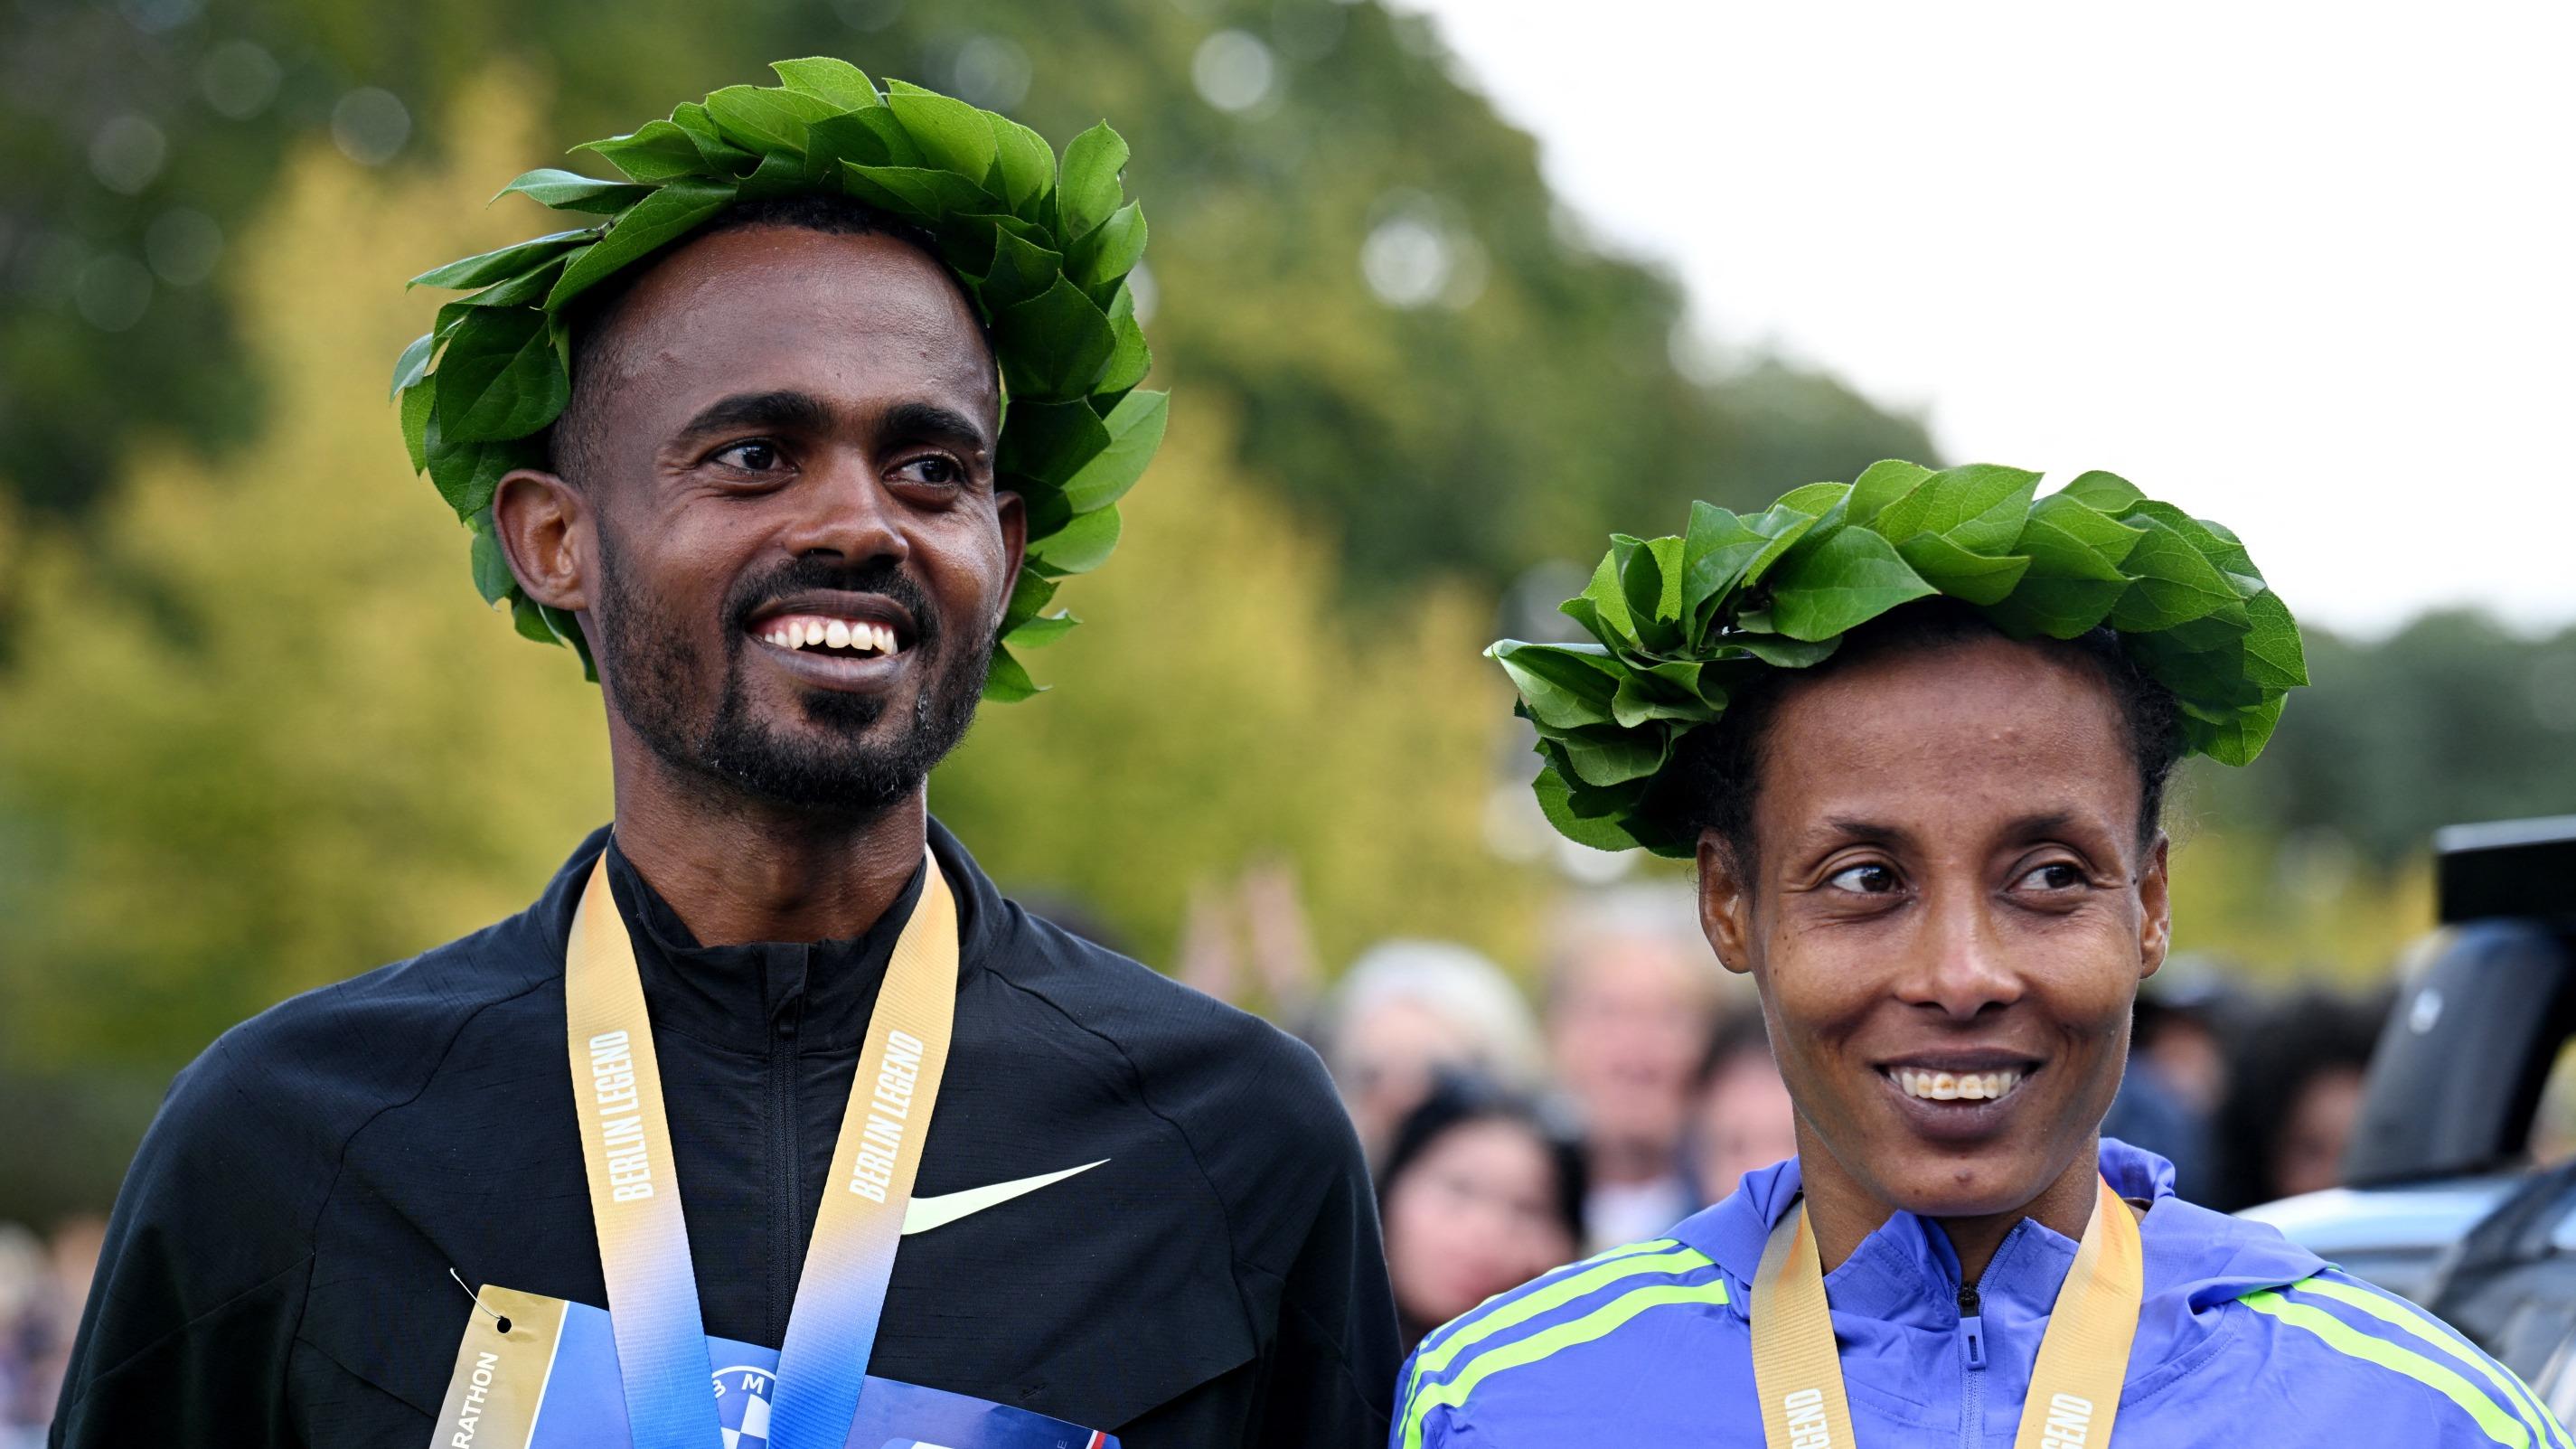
[2016,861,2088,892]
[896,455,964,485]
[1825,863,1900,894]
[713,440,782,472]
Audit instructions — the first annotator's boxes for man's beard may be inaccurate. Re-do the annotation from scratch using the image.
[592,527,993,815]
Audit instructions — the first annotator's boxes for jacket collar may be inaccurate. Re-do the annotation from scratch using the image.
[531,816,1000,1055]
[1670,1139,2327,1354]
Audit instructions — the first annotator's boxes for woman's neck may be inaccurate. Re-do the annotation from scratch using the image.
[1799,1125,2103,1284]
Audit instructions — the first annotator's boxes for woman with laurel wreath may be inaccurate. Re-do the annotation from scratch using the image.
[1395,464,2565,1448]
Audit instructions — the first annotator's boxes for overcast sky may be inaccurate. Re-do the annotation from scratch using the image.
[1397,0,2575,637]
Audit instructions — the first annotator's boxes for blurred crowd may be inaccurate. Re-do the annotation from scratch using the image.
[0,880,2410,1419]
[0,1218,98,1444]
[1187,870,2407,1352]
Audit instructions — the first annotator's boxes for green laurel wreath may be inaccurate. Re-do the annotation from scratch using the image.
[389,57,1166,700]
[1489,461,2310,857]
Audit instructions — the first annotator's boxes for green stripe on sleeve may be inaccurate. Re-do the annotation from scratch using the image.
[1403,1279,1730,1449]
[1398,1244,1712,1425]
[2291,1277,2573,1449]
[2242,1289,2530,1447]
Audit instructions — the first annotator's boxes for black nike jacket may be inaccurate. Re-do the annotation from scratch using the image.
[50,820,1397,1445]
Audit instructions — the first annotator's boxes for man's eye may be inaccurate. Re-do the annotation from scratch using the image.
[713,440,783,472]
[896,455,964,486]
[1825,863,1900,894]
[2014,861,2088,892]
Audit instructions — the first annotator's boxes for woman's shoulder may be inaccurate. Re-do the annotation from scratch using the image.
[1394,1236,1746,1447]
[2186,1267,2566,1447]
[2127,1177,2562,1443]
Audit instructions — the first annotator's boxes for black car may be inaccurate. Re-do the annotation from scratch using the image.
[2240,815,2576,1422]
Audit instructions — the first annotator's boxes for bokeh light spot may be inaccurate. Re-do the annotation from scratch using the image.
[951,35,1032,111]
[832,0,904,31]
[89,116,167,196]
[200,42,283,119]
[74,256,154,333]
[1271,0,1349,61]
[1126,261,1160,326]
[1193,30,1278,114]
[118,0,202,33]
[331,88,411,167]
[146,209,225,287]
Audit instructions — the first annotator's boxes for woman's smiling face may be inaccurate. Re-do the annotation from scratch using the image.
[1697,632,2170,1223]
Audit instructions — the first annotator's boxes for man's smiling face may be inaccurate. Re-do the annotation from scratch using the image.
[551,221,1019,814]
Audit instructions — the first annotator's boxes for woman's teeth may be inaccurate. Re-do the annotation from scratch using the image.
[760,617,899,656]
[1892,1067,2026,1103]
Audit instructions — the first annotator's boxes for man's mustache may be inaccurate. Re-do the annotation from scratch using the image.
[726,557,940,648]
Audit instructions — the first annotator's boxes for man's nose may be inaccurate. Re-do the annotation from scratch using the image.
[1898,884,2024,1021]
[780,452,908,564]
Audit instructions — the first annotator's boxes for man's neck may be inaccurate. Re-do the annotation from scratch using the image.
[608,737,927,947]
[1799,1124,2102,1285]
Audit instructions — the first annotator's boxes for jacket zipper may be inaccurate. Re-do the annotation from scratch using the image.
[1958,1282,1987,1449]
[769,956,801,1346]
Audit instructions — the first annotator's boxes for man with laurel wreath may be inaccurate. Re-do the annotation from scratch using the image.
[1396,464,2566,1448]
[53,60,1396,1449]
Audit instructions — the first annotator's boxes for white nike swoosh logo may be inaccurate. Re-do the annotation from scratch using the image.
[900,1159,1110,1236]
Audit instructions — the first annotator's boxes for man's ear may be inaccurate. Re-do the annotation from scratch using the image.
[2137,831,2172,981]
[491,468,591,613]
[1697,829,1756,976]
[993,488,1028,627]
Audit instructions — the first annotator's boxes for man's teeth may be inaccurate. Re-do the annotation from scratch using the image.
[1893,1067,2026,1103]
[758,618,899,654]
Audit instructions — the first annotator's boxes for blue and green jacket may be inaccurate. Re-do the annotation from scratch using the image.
[1396,1140,2569,1448]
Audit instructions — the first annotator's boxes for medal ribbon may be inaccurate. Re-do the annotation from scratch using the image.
[1750,1177,2143,1449]
[567,848,960,1449]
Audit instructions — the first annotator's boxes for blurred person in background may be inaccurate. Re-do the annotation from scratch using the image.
[1545,889,1726,1249]
[2212,988,2388,1211]
[2129,967,2234,1122]
[16,1220,97,1447]
[2097,974,2236,1196]
[0,1224,47,1445]
[1685,1011,1798,1209]
[1322,941,1546,1167]
[1376,1074,1584,1355]
[1177,860,1328,1031]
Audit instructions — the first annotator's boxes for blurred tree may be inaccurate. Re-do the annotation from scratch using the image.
[935,397,1539,978]
[2154,610,2576,983]
[0,92,614,1074]
[8,0,2571,1227]
[2203,612,2576,861]
[0,0,1931,595]
[2165,830,2434,986]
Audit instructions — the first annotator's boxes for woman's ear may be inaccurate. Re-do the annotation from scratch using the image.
[1697,829,1756,976]
[2137,832,2172,981]
[491,468,591,613]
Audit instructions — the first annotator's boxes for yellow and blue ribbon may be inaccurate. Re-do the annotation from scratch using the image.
[566,848,959,1449]
[1748,1176,2144,1449]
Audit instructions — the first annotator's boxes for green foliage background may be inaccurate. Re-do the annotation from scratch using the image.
[2,0,2572,1222]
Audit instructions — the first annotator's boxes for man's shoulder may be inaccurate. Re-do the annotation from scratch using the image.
[982,899,1341,1118]
[976,898,1373,1267]
[165,900,560,1151]
[1396,1237,1741,1445]
[2197,1268,2565,1446]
